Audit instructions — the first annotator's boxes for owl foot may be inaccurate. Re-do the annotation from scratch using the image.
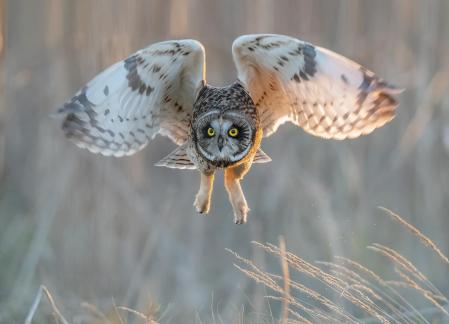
[233,201,249,224]
[194,173,214,214]
[194,193,211,214]
[224,165,251,224]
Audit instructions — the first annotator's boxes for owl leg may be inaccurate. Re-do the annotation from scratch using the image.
[224,163,250,224]
[194,172,215,214]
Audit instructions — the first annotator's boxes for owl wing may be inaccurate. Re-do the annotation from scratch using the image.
[232,34,401,139]
[58,39,205,157]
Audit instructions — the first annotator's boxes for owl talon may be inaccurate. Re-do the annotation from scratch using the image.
[194,173,214,214]
[233,203,249,224]
[234,218,245,225]
[194,195,210,214]
[234,215,247,224]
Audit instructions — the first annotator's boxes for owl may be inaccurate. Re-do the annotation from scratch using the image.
[58,34,401,224]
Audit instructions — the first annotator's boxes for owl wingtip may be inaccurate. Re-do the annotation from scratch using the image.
[49,105,67,119]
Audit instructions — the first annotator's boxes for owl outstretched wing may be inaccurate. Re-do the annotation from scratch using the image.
[58,39,205,157]
[232,34,401,139]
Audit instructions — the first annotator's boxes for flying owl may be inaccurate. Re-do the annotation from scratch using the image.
[58,34,400,224]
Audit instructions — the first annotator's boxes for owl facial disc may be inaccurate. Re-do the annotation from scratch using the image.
[193,110,255,167]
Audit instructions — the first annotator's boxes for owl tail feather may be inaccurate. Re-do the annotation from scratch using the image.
[253,148,272,164]
[155,145,196,170]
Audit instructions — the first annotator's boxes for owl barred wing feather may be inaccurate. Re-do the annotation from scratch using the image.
[154,144,196,169]
[232,34,401,139]
[58,40,206,156]
[252,148,272,164]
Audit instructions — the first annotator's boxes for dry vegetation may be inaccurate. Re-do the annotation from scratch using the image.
[23,208,449,323]
[1,0,449,323]
[24,285,160,324]
[231,208,449,323]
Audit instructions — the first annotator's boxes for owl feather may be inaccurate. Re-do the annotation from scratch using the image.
[58,40,206,157]
[232,34,401,139]
[57,34,401,224]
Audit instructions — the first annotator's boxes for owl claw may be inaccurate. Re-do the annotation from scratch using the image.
[194,173,214,215]
[234,218,245,225]
[233,203,249,224]
[194,194,210,214]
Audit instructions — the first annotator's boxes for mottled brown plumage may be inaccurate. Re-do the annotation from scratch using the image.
[186,82,262,174]
[58,34,401,224]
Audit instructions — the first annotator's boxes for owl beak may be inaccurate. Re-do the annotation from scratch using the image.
[217,135,224,151]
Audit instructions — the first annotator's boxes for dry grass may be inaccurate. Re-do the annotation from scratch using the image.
[24,286,159,324]
[231,208,449,323]
[3,1,449,322]
[24,285,69,324]
[378,207,449,267]
[24,208,448,323]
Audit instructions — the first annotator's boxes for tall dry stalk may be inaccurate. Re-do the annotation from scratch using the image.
[24,285,69,324]
[231,208,449,323]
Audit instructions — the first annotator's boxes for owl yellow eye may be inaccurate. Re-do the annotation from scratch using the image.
[228,128,239,137]
[207,127,215,137]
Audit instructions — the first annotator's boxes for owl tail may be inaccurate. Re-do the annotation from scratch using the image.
[155,145,196,170]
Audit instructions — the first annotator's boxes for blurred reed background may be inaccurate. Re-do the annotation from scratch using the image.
[1,0,449,322]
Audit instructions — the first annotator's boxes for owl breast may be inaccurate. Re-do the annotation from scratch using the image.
[187,81,262,173]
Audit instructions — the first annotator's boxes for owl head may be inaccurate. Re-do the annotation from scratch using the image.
[192,83,258,167]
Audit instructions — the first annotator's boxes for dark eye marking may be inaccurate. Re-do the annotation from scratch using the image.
[202,125,214,138]
[228,127,239,137]
[230,125,252,142]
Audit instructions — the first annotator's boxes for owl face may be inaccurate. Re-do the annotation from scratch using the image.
[193,110,254,167]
